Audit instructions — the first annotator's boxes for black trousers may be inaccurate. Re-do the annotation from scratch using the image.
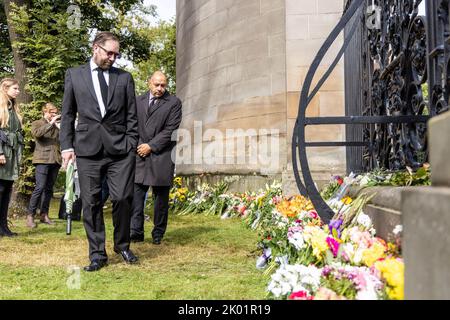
[77,152,135,262]
[28,163,60,215]
[0,179,14,228]
[131,184,170,239]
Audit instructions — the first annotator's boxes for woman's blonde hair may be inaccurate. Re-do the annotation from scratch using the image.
[0,78,23,128]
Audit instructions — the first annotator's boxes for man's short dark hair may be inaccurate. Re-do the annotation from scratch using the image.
[93,32,119,46]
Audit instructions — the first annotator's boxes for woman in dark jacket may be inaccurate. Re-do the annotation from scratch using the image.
[0,78,24,237]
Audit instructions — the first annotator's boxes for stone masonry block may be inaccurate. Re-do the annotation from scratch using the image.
[403,187,450,299]
[429,111,450,187]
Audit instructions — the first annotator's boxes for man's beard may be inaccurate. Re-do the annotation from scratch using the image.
[100,60,113,69]
[94,56,112,70]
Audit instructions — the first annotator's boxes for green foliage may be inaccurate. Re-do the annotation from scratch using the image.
[130,19,177,95]
[360,165,431,188]
[388,166,431,187]
[0,0,13,78]
[422,83,428,103]
[320,276,358,300]
[5,0,173,196]
[8,0,91,194]
[320,180,341,201]
[0,202,267,299]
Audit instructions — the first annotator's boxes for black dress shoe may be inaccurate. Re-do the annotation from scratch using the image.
[130,234,144,243]
[152,238,162,245]
[0,226,18,237]
[83,260,108,272]
[114,249,139,264]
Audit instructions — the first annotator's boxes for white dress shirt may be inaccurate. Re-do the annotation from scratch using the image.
[90,59,109,118]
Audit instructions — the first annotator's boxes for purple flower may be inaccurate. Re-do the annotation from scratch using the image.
[329,219,343,238]
[322,266,332,277]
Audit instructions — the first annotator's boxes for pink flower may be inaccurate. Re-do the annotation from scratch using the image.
[309,211,319,219]
[272,196,281,205]
[354,271,368,290]
[326,237,340,257]
[238,205,247,215]
[289,291,314,300]
[350,229,372,248]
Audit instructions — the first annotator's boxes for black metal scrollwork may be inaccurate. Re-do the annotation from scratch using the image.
[292,0,448,223]
[362,0,428,171]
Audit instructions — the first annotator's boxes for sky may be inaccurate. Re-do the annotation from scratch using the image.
[144,0,176,22]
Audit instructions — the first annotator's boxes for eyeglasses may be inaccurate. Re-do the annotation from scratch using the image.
[97,44,121,59]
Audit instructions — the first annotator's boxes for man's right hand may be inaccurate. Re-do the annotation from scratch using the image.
[62,151,75,169]
[50,115,61,126]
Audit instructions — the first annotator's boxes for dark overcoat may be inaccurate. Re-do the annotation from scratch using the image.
[135,91,182,187]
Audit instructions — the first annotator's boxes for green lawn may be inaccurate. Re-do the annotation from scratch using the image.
[0,199,268,300]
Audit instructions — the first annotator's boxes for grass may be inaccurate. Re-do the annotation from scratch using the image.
[0,199,268,300]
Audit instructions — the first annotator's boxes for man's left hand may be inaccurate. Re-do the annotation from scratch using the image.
[137,144,151,158]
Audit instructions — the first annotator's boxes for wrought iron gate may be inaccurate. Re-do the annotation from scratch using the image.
[293,0,450,223]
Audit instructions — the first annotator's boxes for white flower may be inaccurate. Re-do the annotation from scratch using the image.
[341,243,355,261]
[356,283,381,300]
[357,213,373,229]
[288,232,305,251]
[355,269,384,301]
[353,248,364,265]
[220,212,230,220]
[359,175,371,187]
[275,255,289,266]
[256,256,268,270]
[393,225,403,236]
[267,264,322,298]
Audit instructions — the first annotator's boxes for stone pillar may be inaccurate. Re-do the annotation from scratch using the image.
[176,0,287,188]
[176,0,346,192]
[403,111,450,299]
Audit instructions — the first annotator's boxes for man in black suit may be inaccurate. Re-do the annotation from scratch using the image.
[131,71,182,245]
[60,32,139,272]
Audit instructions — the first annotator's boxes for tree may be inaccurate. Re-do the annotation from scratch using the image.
[0,0,13,78]
[131,19,176,95]
[2,0,160,213]
[3,0,32,106]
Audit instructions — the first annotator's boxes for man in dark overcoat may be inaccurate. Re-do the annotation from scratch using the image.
[131,71,182,244]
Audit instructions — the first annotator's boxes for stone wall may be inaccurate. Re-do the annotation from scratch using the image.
[176,0,346,192]
[284,0,346,195]
[403,111,450,299]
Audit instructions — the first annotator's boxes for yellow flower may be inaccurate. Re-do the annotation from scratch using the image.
[179,195,186,202]
[341,196,353,205]
[304,226,328,260]
[362,242,386,267]
[174,177,182,186]
[375,258,404,300]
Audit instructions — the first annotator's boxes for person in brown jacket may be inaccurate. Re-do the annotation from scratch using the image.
[26,103,62,228]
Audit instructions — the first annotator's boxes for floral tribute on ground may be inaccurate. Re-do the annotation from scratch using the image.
[168,173,407,300]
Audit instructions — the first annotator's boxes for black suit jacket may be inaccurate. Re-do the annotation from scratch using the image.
[135,91,182,186]
[60,63,138,157]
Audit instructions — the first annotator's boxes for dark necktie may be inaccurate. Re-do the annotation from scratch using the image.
[97,68,108,108]
[147,97,157,118]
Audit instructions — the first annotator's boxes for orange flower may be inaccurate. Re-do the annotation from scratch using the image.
[276,196,314,218]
